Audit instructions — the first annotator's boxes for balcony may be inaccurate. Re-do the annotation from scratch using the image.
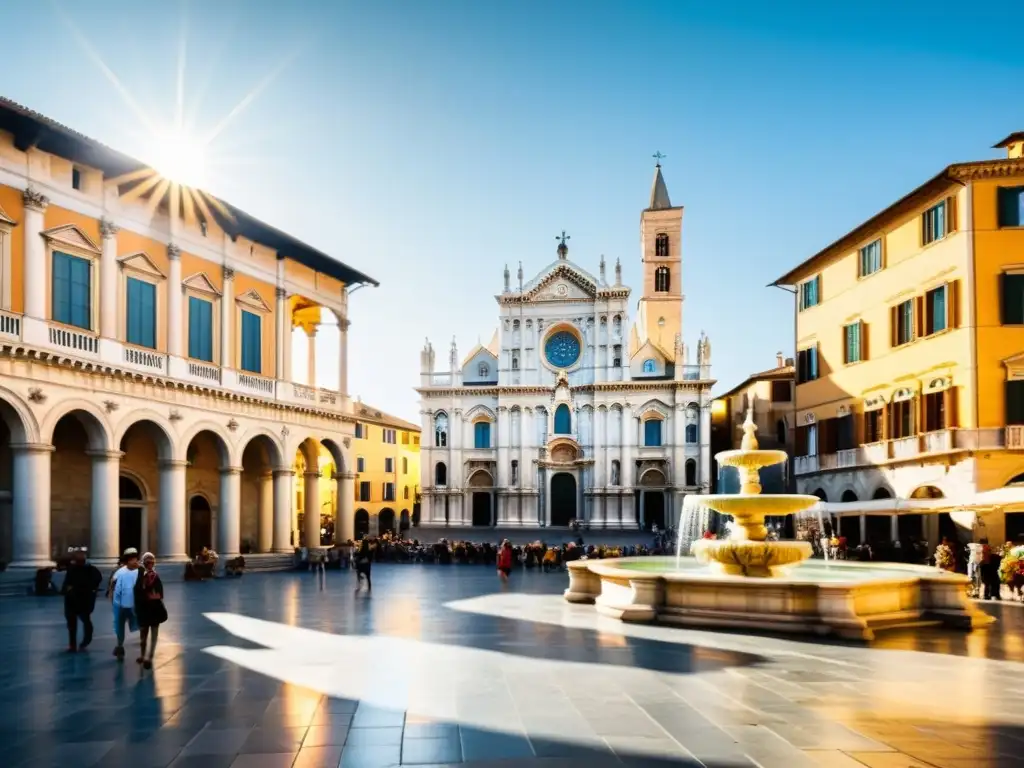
[236,372,275,397]
[0,309,21,340]
[794,455,818,475]
[48,324,98,356]
[1008,426,1024,450]
[922,429,953,454]
[890,436,921,459]
[123,346,167,375]
[836,448,860,468]
[862,441,889,465]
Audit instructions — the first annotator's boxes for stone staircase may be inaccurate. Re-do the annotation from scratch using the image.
[239,553,298,573]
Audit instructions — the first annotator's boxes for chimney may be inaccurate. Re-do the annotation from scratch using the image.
[776,351,784,368]
[785,357,794,367]
[994,132,1024,159]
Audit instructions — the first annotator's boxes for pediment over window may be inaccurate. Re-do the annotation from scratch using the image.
[42,224,101,255]
[183,272,222,298]
[236,288,271,313]
[1004,351,1024,380]
[0,202,15,227]
[118,252,165,280]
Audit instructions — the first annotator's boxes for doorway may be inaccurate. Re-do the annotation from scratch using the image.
[188,495,212,556]
[643,491,665,531]
[379,508,395,535]
[550,473,576,526]
[118,476,144,554]
[354,509,370,540]
[472,492,492,527]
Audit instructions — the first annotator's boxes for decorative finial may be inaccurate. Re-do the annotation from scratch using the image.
[503,264,510,293]
[556,230,570,260]
[653,151,666,167]
[740,399,759,451]
[599,254,606,283]
[614,257,622,285]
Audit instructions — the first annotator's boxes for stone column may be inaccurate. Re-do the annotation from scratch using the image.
[218,467,242,557]
[304,470,321,547]
[99,219,120,339]
[158,460,188,560]
[338,472,355,543]
[339,318,350,396]
[221,267,234,368]
[275,287,291,381]
[167,244,183,357]
[10,444,53,568]
[306,327,317,387]
[22,188,48,322]
[890,514,899,542]
[700,400,713,489]
[88,449,122,564]
[592,406,605,527]
[497,406,509,521]
[860,514,868,545]
[258,471,274,553]
[622,404,635,527]
[272,469,294,552]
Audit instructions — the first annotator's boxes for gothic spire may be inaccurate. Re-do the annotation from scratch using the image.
[648,160,672,210]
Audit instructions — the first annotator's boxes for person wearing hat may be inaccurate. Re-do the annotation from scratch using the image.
[60,548,102,652]
[109,548,140,660]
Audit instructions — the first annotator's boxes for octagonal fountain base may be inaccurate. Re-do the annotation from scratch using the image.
[565,557,994,641]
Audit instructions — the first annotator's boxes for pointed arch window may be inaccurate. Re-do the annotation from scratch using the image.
[554,404,571,434]
[655,266,670,293]
[655,233,669,257]
[434,413,448,447]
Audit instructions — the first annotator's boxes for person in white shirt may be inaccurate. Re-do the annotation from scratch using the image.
[110,548,140,660]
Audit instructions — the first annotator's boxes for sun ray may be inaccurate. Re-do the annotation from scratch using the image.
[198,190,236,224]
[181,185,198,228]
[105,167,157,188]
[119,173,165,206]
[191,190,221,231]
[143,178,172,218]
[175,2,188,132]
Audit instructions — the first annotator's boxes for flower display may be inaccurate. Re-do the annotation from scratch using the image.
[934,543,955,571]
[999,545,1024,588]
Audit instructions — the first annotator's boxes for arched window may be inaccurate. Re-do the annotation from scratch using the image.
[644,418,663,446]
[685,424,698,443]
[642,359,656,374]
[478,363,489,378]
[511,350,520,370]
[610,460,621,486]
[554,404,571,434]
[685,459,697,486]
[435,462,447,486]
[511,459,519,484]
[434,413,448,447]
[654,266,670,292]
[404,486,410,500]
[655,233,669,257]
[474,421,491,448]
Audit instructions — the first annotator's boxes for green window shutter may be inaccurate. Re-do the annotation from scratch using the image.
[68,254,91,330]
[1004,274,1024,325]
[998,187,1022,228]
[241,311,262,372]
[52,252,71,324]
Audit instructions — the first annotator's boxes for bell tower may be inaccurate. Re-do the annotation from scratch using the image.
[637,154,684,355]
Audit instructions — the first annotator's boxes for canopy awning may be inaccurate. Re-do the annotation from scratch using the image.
[807,486,1024,517]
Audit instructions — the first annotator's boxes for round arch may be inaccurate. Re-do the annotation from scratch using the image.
[237,428,285,469]
[636,399,670,421]
[296,436,321,467]
[639,467,667,486]
[114,411,177,461]
[319,437,348,475]
[0,387,39,444]
[468,469,493,488]
[179,422,233,466]
[379,508,396,535]
[1002,471,1024,486]
[841,489,859,503]
[812,488,828,502]
[354,509,370,540]
[872,486,893,500]
[41,400,113,451]
[910,485,944,499]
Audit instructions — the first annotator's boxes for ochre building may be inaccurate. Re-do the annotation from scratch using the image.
[0,98,377,569]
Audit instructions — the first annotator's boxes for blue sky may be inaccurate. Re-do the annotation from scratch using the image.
[7,1,1022,421]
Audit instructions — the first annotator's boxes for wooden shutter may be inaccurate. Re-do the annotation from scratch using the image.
[890,306,897,347]
[915,296,925,339]
[947,386,958,428]
[946,195,957,234]
[946,280,958,329]
[860,320,868,361]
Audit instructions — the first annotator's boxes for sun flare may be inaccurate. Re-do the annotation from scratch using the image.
[149,129,208,188]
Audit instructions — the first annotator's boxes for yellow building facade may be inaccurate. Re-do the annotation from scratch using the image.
[0,98,377,569]
[773,133,1024,545]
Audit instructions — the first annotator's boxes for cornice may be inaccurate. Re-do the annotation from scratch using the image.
[416,379,715,397]
[949,159,1024,182]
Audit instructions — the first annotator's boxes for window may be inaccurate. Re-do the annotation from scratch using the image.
[385,457,394,473]
[922,199,949,245]
[126,277,156,349]
[642,359,656,374]
[434,413,448,447]
[685,459,697,486]
[413,435,419,446]
[402,431,409,444]
[797,347,819,384]
[610,460,620,486]
[864,409,883,443]
[358,482,371,502]
[199,220,208,237]
[240,310,262,373]
[891,399,914,438]
[924,391,946,432]
[355,422,364,439]
[511,459,518,485]
[382,428,397,444]
[188,296,214,361]
[402,457,408,474]
[685,424,698,443]
[1007,381,1024,425]
[925,284,949,335]
[435,462,447,486]
[771,380,792,402]
[998,187,1024,228]
[892,299,915,347]
[478,363,489,378]
[843,322,863,364]
[511,350,520,370]
[554,404,571,434]
[654,266,670,292]
[1001,273,1024,325]
[836,414,855,451]
[404,486,410,499]
[655,233,669,257]
[356,456,365,473]
[383,482,395,502]
[859,239,882,277]
[72,167,83,191]
[612,345,622,367]
[474,421,491,448]
[798,276,820,310]
[644,419,663,447]
[52,251,91,330]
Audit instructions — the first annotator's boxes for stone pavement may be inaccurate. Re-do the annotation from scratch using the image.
[1,564,1023,767]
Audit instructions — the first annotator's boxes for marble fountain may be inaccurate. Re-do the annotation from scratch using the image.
[565,409,993,640]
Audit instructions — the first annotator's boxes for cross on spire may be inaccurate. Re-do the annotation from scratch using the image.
[556,230,570,247]
[652,151,666,167]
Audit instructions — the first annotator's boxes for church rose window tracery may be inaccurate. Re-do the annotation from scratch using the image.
[544,330,581,368]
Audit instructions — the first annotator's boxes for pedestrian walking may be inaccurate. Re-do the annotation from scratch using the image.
[134,552,167,669]
[109,548,140,660]
[497,539,514,585]
[61,549,102,652]
[354,539,372,592]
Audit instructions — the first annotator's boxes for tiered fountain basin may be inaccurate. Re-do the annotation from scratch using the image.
[565,556,993,641]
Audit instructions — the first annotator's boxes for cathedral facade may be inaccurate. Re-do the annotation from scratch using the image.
[416,164,714,532]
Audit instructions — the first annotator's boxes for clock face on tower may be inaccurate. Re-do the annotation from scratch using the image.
[545,331,581,368]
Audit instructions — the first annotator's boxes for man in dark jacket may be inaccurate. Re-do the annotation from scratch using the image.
[61,550,103,652]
